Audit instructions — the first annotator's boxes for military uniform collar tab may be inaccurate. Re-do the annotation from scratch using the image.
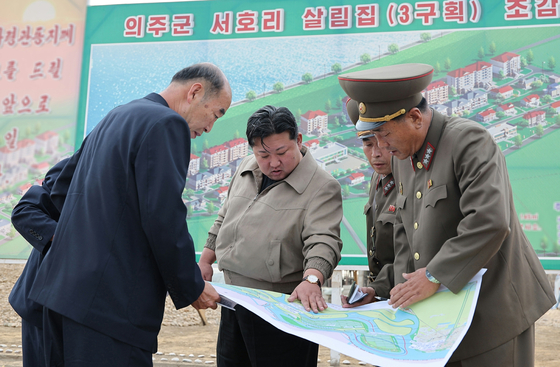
[382,174,395,196]
[411,109,444,172]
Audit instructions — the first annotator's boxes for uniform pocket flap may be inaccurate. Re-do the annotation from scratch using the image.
[377,212,396,225]
[363,201,372,215]
[396,194,406,210]
[425,185,447,208]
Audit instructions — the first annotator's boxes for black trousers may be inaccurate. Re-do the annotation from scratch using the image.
[22,319,45,367]
[217,305,319,367]
[42,308,152,367]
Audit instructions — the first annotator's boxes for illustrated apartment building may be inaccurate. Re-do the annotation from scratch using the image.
[423,81,449,105]
[202,138,249,169]
[518,76,539,89]
[300,110,328,136]
[521,94,540,108]
[490,85,514,99]
[476,108,496,123]
[486,123,517,142]
[447,61,493,94]
[461,89,488,110]
[35,131,59,155]
[490,52,521,77]
[345,172,365,186]
[445,98,470,116]
[523,111,545,126]
[188,154,200,176]
[188,165,232,191]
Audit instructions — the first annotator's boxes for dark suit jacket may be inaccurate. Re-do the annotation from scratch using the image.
[9,159,67,328]
[30,93,205,351]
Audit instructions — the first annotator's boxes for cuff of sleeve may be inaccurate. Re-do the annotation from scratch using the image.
[204,233,217,251]
[305,257,333,283]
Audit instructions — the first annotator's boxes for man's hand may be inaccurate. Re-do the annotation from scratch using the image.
[388,267,440,309]
[341,287,378,308]
[198,248,216,281]
[288,281,327,313]
[191,282,221,310]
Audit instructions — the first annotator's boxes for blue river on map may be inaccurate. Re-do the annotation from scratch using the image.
[86,31,422,134]
[228,285,458,361]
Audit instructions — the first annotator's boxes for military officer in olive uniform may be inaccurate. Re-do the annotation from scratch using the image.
[338,63,555,366]
[341,101,396,305]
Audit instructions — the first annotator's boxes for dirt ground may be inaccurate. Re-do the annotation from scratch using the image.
[1,263,559,366]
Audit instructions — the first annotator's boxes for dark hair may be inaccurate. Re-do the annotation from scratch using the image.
[393,97,429,123]
[246,105,298,148]
[171,63,225,99]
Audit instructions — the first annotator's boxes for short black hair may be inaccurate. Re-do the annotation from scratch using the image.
[171,63,225,99]
[246,105,298,148]
[393,97,429,123]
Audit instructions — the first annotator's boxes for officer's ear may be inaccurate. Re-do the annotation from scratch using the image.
[187,82,204,103]
[408,108,424,129]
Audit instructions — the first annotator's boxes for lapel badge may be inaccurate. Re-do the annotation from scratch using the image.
[427,179,433,189]
[389,205,396,212]
[399,182,403,194]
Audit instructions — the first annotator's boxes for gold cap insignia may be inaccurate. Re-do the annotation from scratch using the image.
[359,102,366,115]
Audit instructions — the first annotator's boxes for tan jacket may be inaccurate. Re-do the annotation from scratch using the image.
[206,146,343,293]
[364,172,396,293]
[386,110,555,360]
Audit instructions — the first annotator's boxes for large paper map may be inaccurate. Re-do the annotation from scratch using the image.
[213,270,485,367]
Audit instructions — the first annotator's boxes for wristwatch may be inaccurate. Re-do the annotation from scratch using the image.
[425,269,441,284]
[302,274,321,288]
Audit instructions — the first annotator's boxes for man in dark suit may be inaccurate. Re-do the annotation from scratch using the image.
[9,158,67,367]
[28,63,232,367]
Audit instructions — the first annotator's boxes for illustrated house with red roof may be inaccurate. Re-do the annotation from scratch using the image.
[303,139,320,150]
[447,61,493,94]
[490,85,514,99]
[423,80,449,105]
[300,110,328,136]
[497,103,517,117]
[215,186,229,202]
[551,100,560,113]
[490,52,521,77]
[345,172,365,186]
[202,144,229,169]
[521,94,540,108]
[34,131,59,155]
[188,154,200,176]
[523,110,545,126]
[476,108,496,123]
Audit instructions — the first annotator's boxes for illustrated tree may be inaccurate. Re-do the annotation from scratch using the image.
[335,97,342,109]
[7,226,16,239]
[192,142,198,154]
[207,201,215,214]
[530,80,543,89]
[360,53,371,64]
[488,41,497,55]
[331,63,342,74]
[434,61,441,74]
[535,124,544,137]
[201,157,209,169]
[540,236,549,254]
[187,204,194,218]
[295,108,302,123]
[496,93,505,103]
[444,57,452,71]
[273,81,284,93]
[233,130,240,139]
[526,49,534,65]
[388,43,399,54]
[555,115,560,126]
[478,47,485,60]
[450,86,457,96]
[546,107,556,116]
[548,56,556,70]
[203,139,209,151]
[513,134,523,147]
[246,90,257,101]
[496,111,505,119]
[186,188,195,199]
[342,185,350,198]
[420,32,432,42]
[25,126,31,138]
[34,121,41,133]
[542,95,553,104]
[333,116,340,128]
[520,56,528,68]
[325,99,332,112]
[302,72,313,84]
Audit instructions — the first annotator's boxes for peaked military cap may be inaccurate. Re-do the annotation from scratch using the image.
[339,63,433,139]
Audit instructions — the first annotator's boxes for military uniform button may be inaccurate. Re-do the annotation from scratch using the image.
[417,162,423,169]
[414,252,420,261]
[369,250,373,256]
[414,222,419,229]
[416,191,422,199]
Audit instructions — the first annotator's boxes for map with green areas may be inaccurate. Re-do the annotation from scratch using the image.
[213,270,484,367]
